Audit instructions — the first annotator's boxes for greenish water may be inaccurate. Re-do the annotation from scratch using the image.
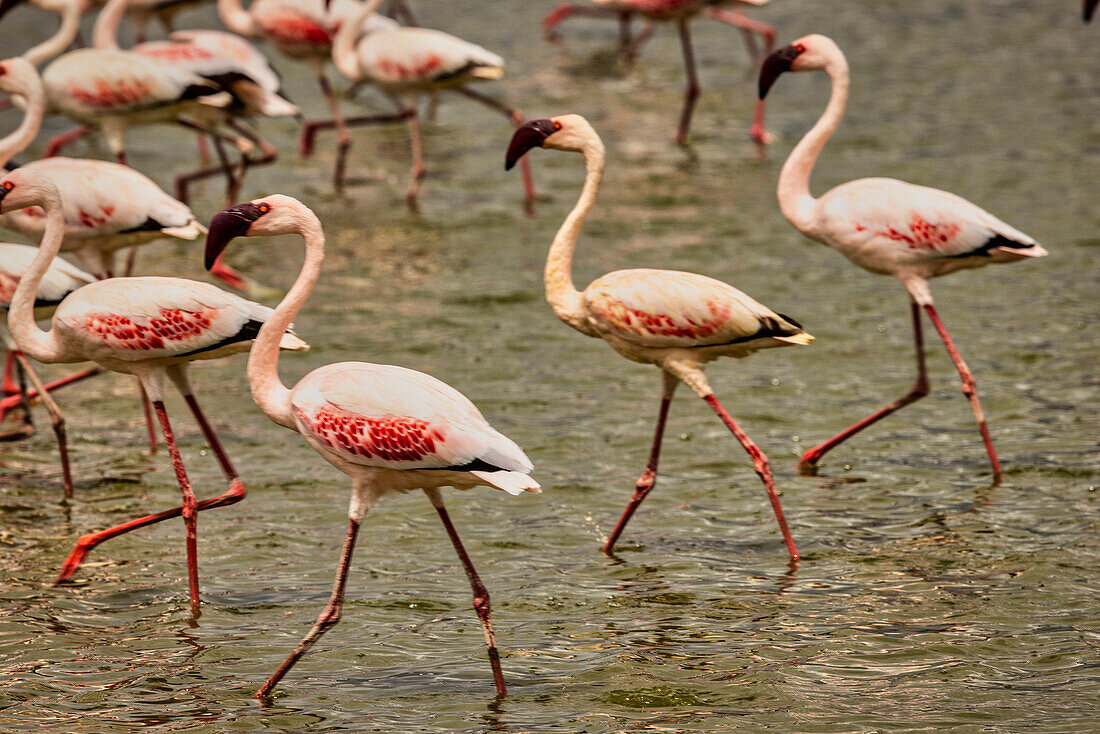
[1,1,1097,732]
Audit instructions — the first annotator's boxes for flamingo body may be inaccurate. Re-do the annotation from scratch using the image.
[0,244,95,317]
[350,27,504,91]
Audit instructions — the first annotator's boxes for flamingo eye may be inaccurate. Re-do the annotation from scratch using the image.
[553,122,562,131]
[2,182,12,191]
[257,203,270,213]
[795,44,806,54]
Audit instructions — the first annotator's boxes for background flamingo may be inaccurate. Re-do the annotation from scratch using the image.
[0,242,100,496]
[204,194,538,696]
[330,0,535,205]
[542,0,775,146]
[1,168,308,615]
[758,35,1047,480]
[506,114,807,560]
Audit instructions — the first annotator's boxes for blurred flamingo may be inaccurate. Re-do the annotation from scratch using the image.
[0,167,308,614]
[205,194,538,696]
[758,35,1047,480]
[542,0,775,146]
[507,114,807,560]
[330,0,535,205]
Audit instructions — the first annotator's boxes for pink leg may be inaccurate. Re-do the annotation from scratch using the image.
[1,351,16,395]
[623,20,655,65]
[255,518,361,698]
[151,399,201,614]
[541,3,621,37]
[180,391,237,480]
[923,304,1002,479]
[798,302,929,475]
[706,8,774,146]
[13,352,74,497]
[405,107,426,206]
[45,126,90,157]
[703,393,799,561]
[458,86,536,204]
[676,19,700,147]
[603,372,677,553]
[139,382,158,454]
[0,355,35,441]
[432,497,507,697]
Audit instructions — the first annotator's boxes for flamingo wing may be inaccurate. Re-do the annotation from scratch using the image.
[291,362,534,476]
[818,177,1045,260]
[583,268,806,349]
[0,243,94,308]
[356,28,505,86]
[53,276,292,362]
[11,158,201,240]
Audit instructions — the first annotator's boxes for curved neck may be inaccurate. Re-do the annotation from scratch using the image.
[248,215,325,430]
[92,0,127,50]
[218,0,259,38]
[545,139,604,335]
[8,196,67,362]
[777,57,849,234]
[333,0,384,81]
[24,0,83,66]
[0,75,45,168]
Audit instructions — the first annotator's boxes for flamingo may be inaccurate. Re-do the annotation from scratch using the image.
[0,167,309,615]
[204,194,539,696]
[0,243,101,496]
[542,0,775,146]
[506,114,808,560]
[0,57,246,287]
[329,0,535,205]
[758,35,1047,480]
[91,0,300,204]
[217,0,410,188]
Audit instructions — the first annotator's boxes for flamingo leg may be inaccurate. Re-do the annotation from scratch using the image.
[168,365,238,481]
[623,21,655,65]
[798,302,929,474]
[150,398,201,614]
[675,18,700,146]
[122,247,138,277]
[2,351,17,395]
[196,132,211,168]
[172,127,245,204]
[703,392,799,561]
[705,7,774,146]
[404,106,426,206]
[457,87,536,204]
[13,352,73,498]
[923,304,1002,479]
[541,3,623,38]
[255,517,361,698]
[603,371,678,553]
[0,367,102,426]
[138,381,158,454]
[0,355,35,441]
[426,488,507,697]
[45,126,90,157]
[211,135,242,204]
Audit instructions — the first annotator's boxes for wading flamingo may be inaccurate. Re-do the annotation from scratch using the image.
[204,194,538,697]
[0,243,100,496]
[542,0,775,146]
[328,0,535,205]
[92,0,300,204]
[0,57,246,287]
[758,35,1047,480]
[506,114,808,560]
[217,0,409,187]
[1,168,308,615]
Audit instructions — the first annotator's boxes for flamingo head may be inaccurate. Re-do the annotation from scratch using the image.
[759,34,842,99]
[0,57,38,96]
[505,114,597,169]
[0,168,58,213]
[205,194,312,270]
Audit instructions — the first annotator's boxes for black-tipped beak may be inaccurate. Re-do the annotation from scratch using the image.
[205,203,263,270]
[1087,0,1098,22]
[505,119,556,171]
[759,44,802,99]
[0,0,26,22]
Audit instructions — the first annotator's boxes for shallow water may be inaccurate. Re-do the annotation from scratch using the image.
[0,1,1097,732]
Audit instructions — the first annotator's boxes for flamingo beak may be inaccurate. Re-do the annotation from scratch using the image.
[758,44,803,99]
[0,0,27,22]
[205,203,263,271]
[505,119,557,170]
[1087,0,1099,22]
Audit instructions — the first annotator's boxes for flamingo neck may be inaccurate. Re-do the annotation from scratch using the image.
[545,137,604,336]
[333,0,384,81]
[24,0,83,66]
[217,0,259,38]
[0,75,45,168]
[8,195,68,363]
[777,56,849,235]
[247,212,325,430]
[92,0,127,50]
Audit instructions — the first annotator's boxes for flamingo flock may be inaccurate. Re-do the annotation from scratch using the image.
[0,0,1067,702]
